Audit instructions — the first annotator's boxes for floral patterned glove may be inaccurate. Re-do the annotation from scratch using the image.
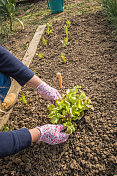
[36,82,61,104]
[36,124,69,145]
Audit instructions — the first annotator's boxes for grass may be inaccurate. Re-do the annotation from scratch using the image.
[102,0,117,32]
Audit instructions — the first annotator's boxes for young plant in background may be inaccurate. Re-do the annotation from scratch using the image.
[2,124,9,132]
[63,36,69,47]
[61,24,69,47]
[66,20,71,28]
[38,52,44,59]
[48,86,93,134]
[0,0,24,31]
[46,21,53,35]
[61,53,67,63]
[42,37,47,46]
[64,24,68,36]
[49,21,53,29]
[20,93,28,106]
[46,25,52,35]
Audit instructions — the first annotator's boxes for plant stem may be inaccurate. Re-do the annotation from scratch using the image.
[9,16,12,31]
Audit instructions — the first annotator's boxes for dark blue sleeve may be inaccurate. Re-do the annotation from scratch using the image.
[0,45,35,86]
[0,128,32,158]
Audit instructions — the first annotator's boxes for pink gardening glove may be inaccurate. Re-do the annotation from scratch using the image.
[36,82,61,104]
[36,124,69,145]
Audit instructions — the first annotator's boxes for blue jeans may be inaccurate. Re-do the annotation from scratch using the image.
[0,72,11,103]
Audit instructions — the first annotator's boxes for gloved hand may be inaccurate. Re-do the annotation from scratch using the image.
[36,124,69,145]
[36,82,61,104]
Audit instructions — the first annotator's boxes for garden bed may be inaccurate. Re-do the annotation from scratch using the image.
[0,10,117,176]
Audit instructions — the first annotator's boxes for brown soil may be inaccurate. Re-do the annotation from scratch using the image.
[0,10,117,176]
[1,27,37,61]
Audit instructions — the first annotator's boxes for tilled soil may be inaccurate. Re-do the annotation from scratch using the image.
[0,11,117,176]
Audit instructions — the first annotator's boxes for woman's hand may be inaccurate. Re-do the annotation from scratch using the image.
[36,82,61,104]
[36,124,69,145]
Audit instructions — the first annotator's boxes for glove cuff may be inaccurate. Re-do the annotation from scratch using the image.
[35,82,47,91]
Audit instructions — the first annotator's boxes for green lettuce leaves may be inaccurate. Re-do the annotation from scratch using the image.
[48,86,93,134]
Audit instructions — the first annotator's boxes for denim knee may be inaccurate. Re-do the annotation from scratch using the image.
[0,72,11,103]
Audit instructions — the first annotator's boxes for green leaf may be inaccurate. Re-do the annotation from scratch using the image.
[62,109,66,115]
[56,100,63,109]
[2,124,9,132]
[72,115,78,121]
[38,52,44,59]
[47,104,55,111]
[66,20,71,28]
[63,122,75,134]
[46,24,52,35]
[64,24,68,35]
[74,111,80,116]
[61,53,66,63]
[69,96,77,104]
[42,37,47,46]
[79,91,86,99]
[15,17,24,30]
[51,116,60,124]
[77,99,83,110]
[20,93,28,105]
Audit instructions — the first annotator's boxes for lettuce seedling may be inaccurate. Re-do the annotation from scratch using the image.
[46,22,53,35]
[48,86,93,134]
[61,53,66,63]
[20,93,28,106]
[2,124,9,132]
[46,25,52,35]
[42,37,47,46]
[64,25,68,35]
[66,20,71,28]
[38,52,44,59]
[63,36,68,47]
[49,21,53,29]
